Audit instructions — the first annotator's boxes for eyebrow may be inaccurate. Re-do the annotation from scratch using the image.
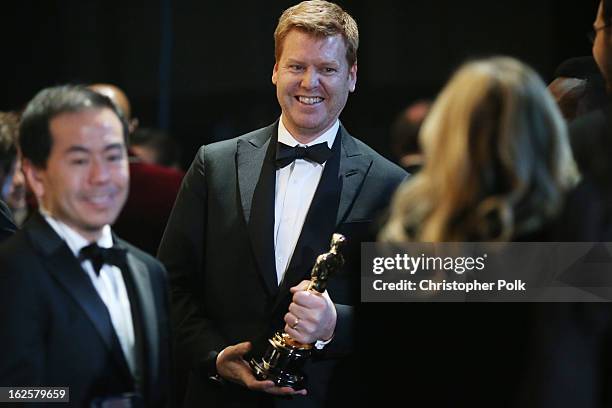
[284,58,305,64]
[64,143,125,154]
[284,58,340,67]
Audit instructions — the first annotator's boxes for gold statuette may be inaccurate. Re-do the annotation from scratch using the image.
[249,233,347,389]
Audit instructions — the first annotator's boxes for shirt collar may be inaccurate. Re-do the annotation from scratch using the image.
[39,208,114,257]
[277,115,339,149]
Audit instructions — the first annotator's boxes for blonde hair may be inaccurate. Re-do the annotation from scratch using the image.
[274,0,359,66]
[381,57,579,242]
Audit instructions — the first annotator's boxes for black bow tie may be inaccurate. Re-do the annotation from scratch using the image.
[275,142,333,168]
[79,243,127,276]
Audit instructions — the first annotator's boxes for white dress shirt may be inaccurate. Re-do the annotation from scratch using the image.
[274,116,339,284]
[41,210,136,376]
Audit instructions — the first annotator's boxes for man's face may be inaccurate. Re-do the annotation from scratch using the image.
[272,30,357,142]
[27,108,129,241]
[4,156,26,211]
[593,1,612,89]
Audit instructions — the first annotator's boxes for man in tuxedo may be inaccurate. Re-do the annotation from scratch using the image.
[0,85,171,407]
[158,1,406,406]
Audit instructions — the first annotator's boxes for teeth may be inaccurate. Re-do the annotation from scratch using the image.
[298,96,323,105]
[88,196,111,204]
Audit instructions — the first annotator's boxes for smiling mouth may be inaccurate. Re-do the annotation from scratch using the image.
[296,96,324,105]
[83,194,116,207]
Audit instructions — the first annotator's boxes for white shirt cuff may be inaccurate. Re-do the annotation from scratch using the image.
[314,335,334,350]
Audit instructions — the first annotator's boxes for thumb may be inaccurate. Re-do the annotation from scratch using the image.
[233,341,252,356]
[290,280,311,293]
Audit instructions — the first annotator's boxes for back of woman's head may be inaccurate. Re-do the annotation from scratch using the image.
[381,56,578,242]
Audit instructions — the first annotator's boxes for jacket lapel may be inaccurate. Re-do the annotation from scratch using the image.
[116,239,160,394]
[237,123,278,296]
[25,214,133,382]
[335,129,373,226]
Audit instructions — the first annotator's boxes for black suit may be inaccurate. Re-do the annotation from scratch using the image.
[0,213,171,407]
[569,104,612,240]
[0,199,16,242]
[513,105,612,408]
[158,122,406,407]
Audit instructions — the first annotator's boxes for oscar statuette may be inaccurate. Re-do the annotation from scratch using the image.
[249,233,347,389]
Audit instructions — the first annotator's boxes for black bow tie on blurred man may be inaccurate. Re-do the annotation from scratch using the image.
[275,142,333,169]
[79,243,127,275]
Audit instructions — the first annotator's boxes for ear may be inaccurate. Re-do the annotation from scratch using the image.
[22,159,46,203]
[272,63,279,86]
[348,63,358,93]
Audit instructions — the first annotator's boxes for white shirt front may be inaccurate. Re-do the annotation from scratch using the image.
[41,210,136,376]
[274,116,339,284]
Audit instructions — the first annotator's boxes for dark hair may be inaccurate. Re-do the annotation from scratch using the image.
[19,85,128,168]
[552,56,609,116]
[129,127,182,167]
[0,112,19,177]
[554,56,601,79]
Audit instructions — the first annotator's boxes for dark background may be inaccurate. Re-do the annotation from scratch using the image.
[1,1,602,405]
[1,0,598,167]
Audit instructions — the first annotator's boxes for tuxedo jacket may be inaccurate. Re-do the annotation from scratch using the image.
[158,122,406,407]
[0,199,16,242]
[0,214,171,407]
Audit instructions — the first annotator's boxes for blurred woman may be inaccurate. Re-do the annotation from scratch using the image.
[372,57,583,407]
[380,56,579,243]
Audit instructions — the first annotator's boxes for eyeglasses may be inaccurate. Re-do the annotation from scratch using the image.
[588,23,610,44]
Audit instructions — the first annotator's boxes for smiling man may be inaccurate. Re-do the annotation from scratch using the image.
[158,1,406,407]
[0,86,170,407]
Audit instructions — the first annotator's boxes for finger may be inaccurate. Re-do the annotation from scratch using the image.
[292,290,325,308]
[290,280,311,293]
[284,310,316,334]
[229,341,252,357]
[247,378,300,395]
[269,386,307,396]
[218,357,254,386]
[246,378,277,391]
[260,383,308,396]
[288,303,312,320]
[284,324,313,344]
[284,312,300,327]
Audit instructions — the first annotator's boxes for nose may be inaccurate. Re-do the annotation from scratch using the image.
[300,67,319,89]
[89,158,111,184]
[11,167,25,189]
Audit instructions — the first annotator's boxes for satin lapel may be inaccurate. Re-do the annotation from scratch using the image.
[121,245,160,392]
[25,214,132,381]
[335,129,373,226]
[237,123,278,296]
